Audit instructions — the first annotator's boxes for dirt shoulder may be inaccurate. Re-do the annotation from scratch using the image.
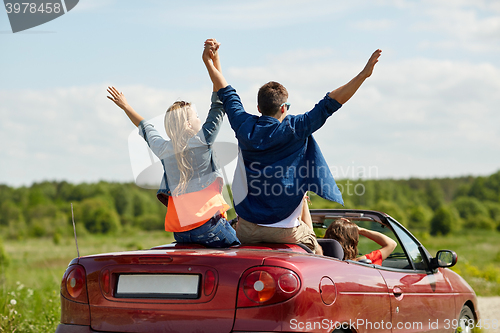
[477,297,500,332]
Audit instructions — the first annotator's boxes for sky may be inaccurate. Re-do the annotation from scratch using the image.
[1,0,500,187]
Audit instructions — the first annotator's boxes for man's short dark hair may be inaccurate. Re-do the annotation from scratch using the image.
[257,81,288,117]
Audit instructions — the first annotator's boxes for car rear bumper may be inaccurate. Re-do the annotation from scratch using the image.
[55,324,99,333]
[55,324,281,333]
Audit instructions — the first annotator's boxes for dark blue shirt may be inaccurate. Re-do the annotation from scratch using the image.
[218,85,344,224]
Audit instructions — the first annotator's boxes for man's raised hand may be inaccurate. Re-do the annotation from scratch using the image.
[327,49,382,104]
[360,49,382,79]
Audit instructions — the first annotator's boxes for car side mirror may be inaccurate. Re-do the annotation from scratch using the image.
[431,250,457,269]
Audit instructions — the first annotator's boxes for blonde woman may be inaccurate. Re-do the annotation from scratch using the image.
[107,44,240,248]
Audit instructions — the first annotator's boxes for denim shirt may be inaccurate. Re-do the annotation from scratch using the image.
[138,92,224,207]
[218,85,344,224]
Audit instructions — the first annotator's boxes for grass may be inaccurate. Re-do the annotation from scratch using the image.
[418,230,500,296]
[0,229,173,332]
[1,229,499,332]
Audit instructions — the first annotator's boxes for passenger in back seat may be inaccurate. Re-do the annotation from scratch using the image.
[324,218,397,264]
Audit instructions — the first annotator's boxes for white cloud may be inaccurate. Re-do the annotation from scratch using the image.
[2,50,499,186]
[0,84,238,186]
[412,1,500,52]
[224,49,500,178]
[148,0,351,29]
[351,19,396,31]
[2,1,500,185]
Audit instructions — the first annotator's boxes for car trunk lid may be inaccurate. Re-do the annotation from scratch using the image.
[81,247,268,333]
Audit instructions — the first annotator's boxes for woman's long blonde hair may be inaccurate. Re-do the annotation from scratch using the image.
[164,101,197,196]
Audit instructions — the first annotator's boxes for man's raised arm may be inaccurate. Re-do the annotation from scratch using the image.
[328,49,382,105]
[203,38,228,92]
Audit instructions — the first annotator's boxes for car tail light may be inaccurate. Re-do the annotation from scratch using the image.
[101,269,110,295]
[204,270,216,296]
[61,265,88,303]
[278,273,299,293]
[244,270,276,303]
[237,266,301,307]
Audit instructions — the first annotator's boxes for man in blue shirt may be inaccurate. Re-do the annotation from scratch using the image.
[203,39,381,254]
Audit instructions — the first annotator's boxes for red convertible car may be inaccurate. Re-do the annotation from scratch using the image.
[55,209,479,333]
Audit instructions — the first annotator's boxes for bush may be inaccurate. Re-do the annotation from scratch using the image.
[467,172,500,202]
[453,196,489,220]
[407,205,432,230]
[91,208,121,234]
[109,184,133,216]
[374,200,407,226]
[70,183,103,201]
[52,232,62,245]
[135,214,164,231]
[426,182,445,211]
[430,205,456,236]
[0,201,23,226]
[464,215,496,230]
[132,191,161,218]
[28,187,49,207]
[77,198,121,234]
[26,204,68,238]
[484,201,500,223]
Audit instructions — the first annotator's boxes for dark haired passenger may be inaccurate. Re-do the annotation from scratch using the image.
[203,39,382,254]
[324,218,397,264]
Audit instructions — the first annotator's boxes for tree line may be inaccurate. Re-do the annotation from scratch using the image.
[311,170,500,235]
[0,170,499,240]
[0,182,167,241]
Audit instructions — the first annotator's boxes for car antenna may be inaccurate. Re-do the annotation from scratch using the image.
[71,203,80,259]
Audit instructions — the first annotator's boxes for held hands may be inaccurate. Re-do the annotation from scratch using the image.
[107,86,129,110]
[203,38,220,64]
[202,37,228,91]
[360,49,382,79]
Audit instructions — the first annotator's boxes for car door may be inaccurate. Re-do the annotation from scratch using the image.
[377,220,455,333]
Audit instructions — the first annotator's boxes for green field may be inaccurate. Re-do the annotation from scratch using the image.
[0,230,173,333]
[419,230,500,296]
[1,229,499,332]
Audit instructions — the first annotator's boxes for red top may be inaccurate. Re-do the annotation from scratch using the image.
[165,181,229,232]
[364,249,383,265]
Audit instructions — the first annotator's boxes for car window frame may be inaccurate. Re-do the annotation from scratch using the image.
[310,209,434,273]
[383,217,432,274]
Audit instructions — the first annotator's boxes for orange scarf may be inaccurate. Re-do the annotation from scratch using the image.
[165,180,229,232]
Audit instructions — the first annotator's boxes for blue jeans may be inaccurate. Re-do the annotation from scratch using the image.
[174,214,241,248]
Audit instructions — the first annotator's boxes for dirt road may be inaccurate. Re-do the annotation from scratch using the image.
[477,296,500,332]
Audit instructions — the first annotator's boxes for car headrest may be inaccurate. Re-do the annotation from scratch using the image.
[317,238,344,260]
[295,243,314,253]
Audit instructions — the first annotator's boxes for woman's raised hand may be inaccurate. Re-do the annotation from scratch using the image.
[107,86,129,110]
